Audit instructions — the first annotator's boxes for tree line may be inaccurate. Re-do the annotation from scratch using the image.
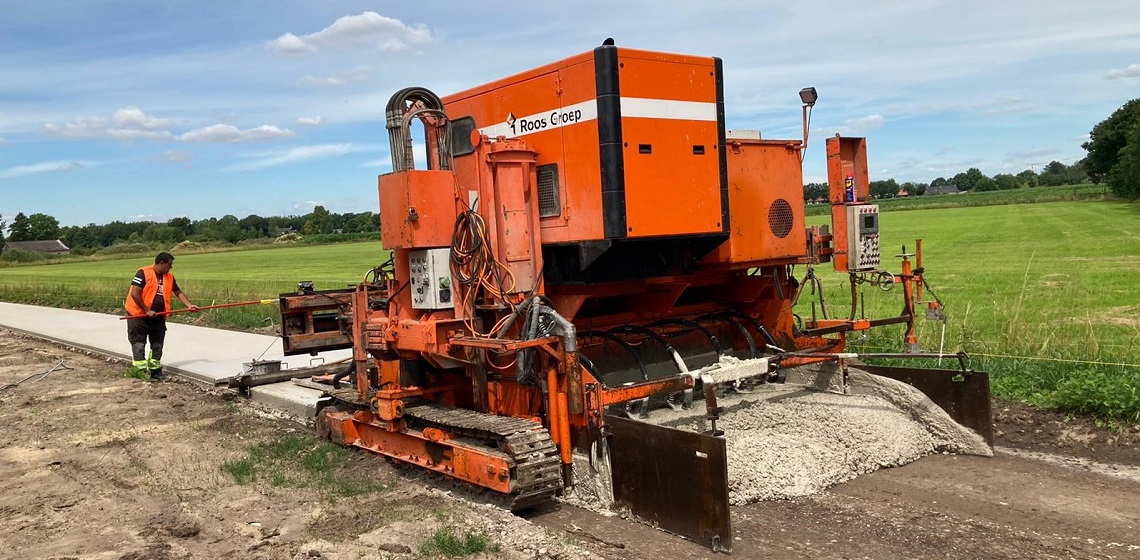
[0,205,378,255]
[804,96,1140,203]
[803,159,1088,202]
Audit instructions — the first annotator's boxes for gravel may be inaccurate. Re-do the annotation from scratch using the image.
[564,360,992,510]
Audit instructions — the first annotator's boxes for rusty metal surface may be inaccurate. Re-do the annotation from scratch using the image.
[278,289,354,355]
[404,402,564,509]
[859,364,993,447]
[606,414,732,552]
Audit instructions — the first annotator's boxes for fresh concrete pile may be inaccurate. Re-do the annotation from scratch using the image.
[564,361,991,510]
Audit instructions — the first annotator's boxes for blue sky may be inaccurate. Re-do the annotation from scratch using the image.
[1,1,1138,227]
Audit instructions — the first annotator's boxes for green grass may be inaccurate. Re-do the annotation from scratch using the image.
[419,527,498,557]
[800,199,1140,422]
[0,242,390,329]
[219,433,388,502]
[121,366,148,381]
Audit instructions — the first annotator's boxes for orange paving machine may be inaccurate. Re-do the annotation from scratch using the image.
[278,43,991,552]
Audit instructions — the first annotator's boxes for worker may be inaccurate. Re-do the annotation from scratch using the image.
[124,252,197,380]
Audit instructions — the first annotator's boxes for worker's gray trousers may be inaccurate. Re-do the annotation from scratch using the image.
[127,318,166,362]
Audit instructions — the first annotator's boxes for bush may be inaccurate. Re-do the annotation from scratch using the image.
[170,240,207,253]
[0,248,55,264]
[1034,367,1140,423]
[96,242,156,256]
[300,232,378,244]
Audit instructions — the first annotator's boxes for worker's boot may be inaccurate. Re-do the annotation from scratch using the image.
[147,351,164,381]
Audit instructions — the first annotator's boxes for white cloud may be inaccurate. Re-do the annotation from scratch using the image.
[269,12,433,55]
[972,96,1030,115]
[179,124,295,143]
[293,200,323,211]
[228,143,353,171]
[299,67,372,88]
[0,160,92,179]
[42,106,174,141]
[1007,148,1061,160]
[270,33,313,55]
[295,116,324,127]
[820,114,885,135]
[918,103,963,114]
[924,159,984,174]
[151,150,194,164]
[1105,63,1140,79]
[844,114,885,132]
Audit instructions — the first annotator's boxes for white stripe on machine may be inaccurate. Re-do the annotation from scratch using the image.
[620,98,717,121]
[477,97,717,139]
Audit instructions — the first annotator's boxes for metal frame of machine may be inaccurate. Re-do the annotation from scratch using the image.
[276,43,989,553]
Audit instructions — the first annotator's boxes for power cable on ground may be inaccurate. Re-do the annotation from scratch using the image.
[0,360,74,392]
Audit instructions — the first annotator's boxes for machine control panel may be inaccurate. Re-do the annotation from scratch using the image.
[409,248,454,310]
[846,204,881,271]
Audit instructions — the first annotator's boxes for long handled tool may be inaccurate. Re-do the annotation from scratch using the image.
[120,298,276,320]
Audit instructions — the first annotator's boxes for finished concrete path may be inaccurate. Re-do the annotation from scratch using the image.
[0,302,350,417]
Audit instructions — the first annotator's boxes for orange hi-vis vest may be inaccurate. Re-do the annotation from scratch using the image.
[125,265,174,316]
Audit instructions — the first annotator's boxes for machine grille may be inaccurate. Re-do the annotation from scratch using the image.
[537,164,561,218]
[768,198,794,238]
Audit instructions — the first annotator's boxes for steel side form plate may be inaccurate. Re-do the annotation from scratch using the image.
[606,414,732,553]
[859,364,994,447]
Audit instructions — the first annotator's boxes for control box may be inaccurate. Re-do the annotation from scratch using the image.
[846,205,880,271]
[409,248,454,310]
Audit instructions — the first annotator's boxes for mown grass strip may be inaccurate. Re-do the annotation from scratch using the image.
[804,183,1110,216]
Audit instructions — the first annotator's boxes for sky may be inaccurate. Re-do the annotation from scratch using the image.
[1,1,1138,227]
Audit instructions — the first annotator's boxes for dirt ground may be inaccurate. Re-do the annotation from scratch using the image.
[2,329,1139,560]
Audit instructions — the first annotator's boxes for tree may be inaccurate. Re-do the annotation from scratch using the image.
[900,181,926,196]
[972,176,997,192]
[167,217,193,239]
[869,178,899,199]
[238,214,270,238]
[930,177,948,188]
[953,168,987,191]
[1016,169,1039,188]
[27,213,60,240]
[346,211,379,233]
[802,182,828,202]
[992,174,1019,191]
[0,213,5,247]
[1107,121,1140,200]
[7,212,31,242]
[1082,98,1140,183]
[304,205,334,235]
[1038,160,1084,187]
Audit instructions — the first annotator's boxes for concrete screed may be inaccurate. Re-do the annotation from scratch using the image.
[564,361,992,511]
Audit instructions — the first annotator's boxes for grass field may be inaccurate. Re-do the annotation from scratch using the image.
[801,199,1140,422]
[1,198,1138,421]
[0,243,390,329]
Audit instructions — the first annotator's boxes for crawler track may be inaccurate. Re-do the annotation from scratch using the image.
[320,391,562,511]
